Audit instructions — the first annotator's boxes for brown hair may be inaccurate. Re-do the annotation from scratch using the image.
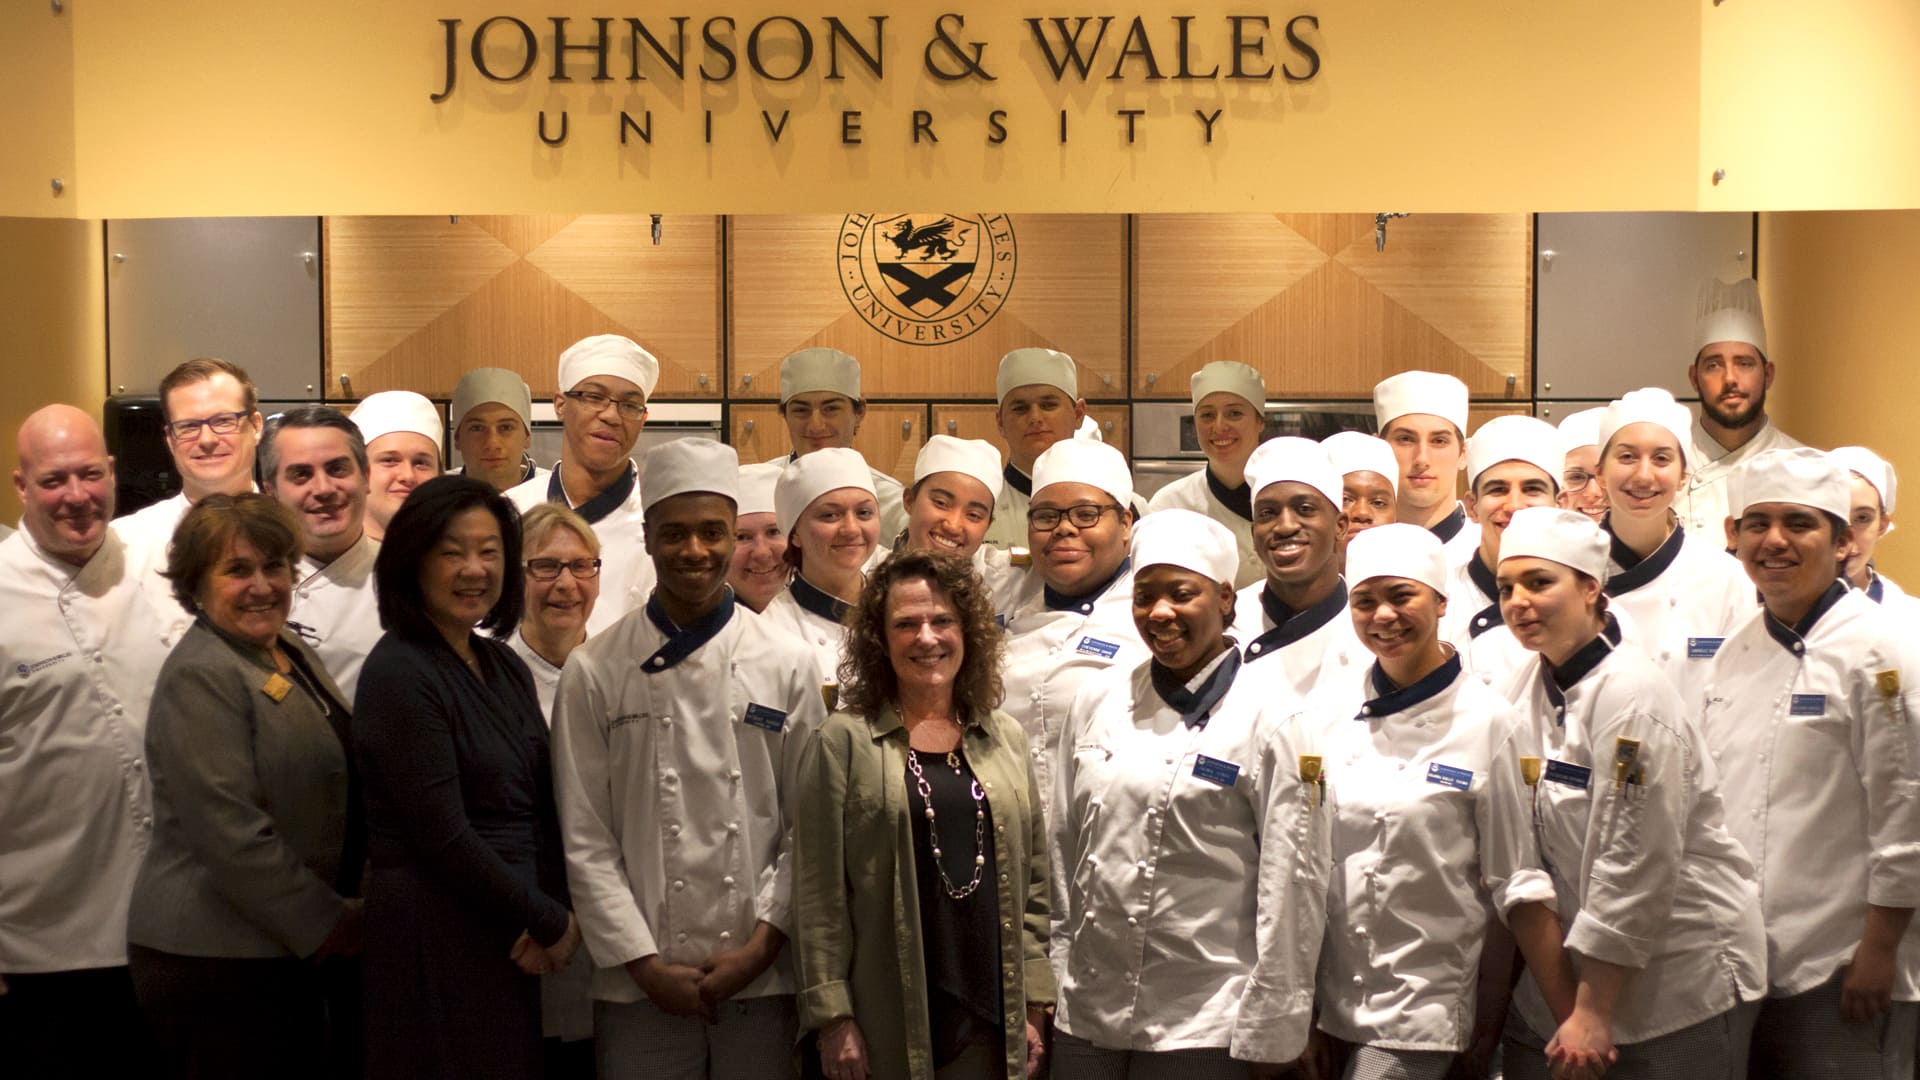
[162,493,303,614]
[838,549,1003,719]
[158,358,260,421]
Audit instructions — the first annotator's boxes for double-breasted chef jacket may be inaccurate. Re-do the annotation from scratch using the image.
[507,461,655,637]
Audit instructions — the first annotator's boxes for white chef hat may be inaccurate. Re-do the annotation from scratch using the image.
[1694,277,1768,358]
[1597,388,1693,465]
[1131,508,1238,586]
[641,438,740,514]
[449,367,533,431]
[736,461,784,518]
[1190,360,1266,411]
[1032,438,1131,508]
[913,435,1004,503]
[1075,415,1105,442]
[558,333,660,400]
[1465,415,1563,491]
[1245,436,1343,508]
[1373,370,1468,435]
[1555,406,1606,455]
[1499,507,1611,582]
[774,447,877,536]
[779,347,862,402]
[996,347,1079,403]
[350,390,445,455]
[1830,446,1897,516]
[1345,522,1449,597]
[1322,431,1400,495]
[1730,447,1852,522]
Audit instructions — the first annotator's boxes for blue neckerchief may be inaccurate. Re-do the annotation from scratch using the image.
[1003,463,1032,497]
[1043,557,1131,615]
[790,574,853,624]
[1542,614,1623,721]
[1244,579,1348,661]
[1868,569,1886,604]
[547,462,636,526]
[1603,518,1685,596]
[1430,504,1467,543]
[1356,653,1462,720]
[640,590,737,674]
[1150,649,1243,729]
[1205,467,1254,523]
[1762,578,1850,656]
[1466,555,1504,639]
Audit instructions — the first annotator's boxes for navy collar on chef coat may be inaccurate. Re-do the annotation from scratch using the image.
[546,462,636,526]
[1542,614,1623,721]
[1003,463,1033,497]
[1356,653,1463,720]
[1245,578,1349,661]
[1602,516,1686,596]
[1762,578,1850,656]
[791,573,855,624]
[1868,568,1886,604]
[1430,504,1468,543]
[1466,554,1504,639]
[640,589,737,673]
[1043,557,1131,615]
[1150,647,1243,729]
[1206,467,1254,522]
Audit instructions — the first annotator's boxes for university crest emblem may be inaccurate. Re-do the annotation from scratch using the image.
[838,212,1016,346]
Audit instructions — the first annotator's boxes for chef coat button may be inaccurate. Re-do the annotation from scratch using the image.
[722,875,736,887]
[729,770,741,781]
[1758,754,1767,764]
[1136,860,1147,871]
[1249,643,1263,655]
[92,652,103,663]
[1164,756,1174,765]
[1125,971,1136,983]
[1661,651,1671,661]
[1356,926,1368,937]
[1000,874,1009,885]
[1351,975,1364,987]
[1126,916,1138,927]
[1374,811,1386,822]
[672,879,685,891]
[677,932,689,943]
[719,931,732,942]
[1397,762,1406,771]
[668,824,681,836]
[1145,808,1157,817]
[660,715,672,725]
[1003,920,1013,931]
[1086,856,1097,867]
[1359,706,1372,717]
[1086,913,1097,924]
[727,822,740,834]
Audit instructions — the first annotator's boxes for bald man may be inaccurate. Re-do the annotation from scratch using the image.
[1,406,183,1075]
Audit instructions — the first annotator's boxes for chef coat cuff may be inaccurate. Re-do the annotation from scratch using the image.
[758,896,792,939]
[1492,868,1557,923]
[1228,984,1312,1064]
[798,979,855,1032]
[1565,910,1653,970]
[1866,851,1920,910]
[1023,957,1056,1005]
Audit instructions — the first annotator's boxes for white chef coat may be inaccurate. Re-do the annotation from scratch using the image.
[1437,554,1536,693]
[1681,417,1804,541]
[1144,468,1264,589]
[508,630,565,720]
[1702,582,1920,1000]
[1601,521,1755,711]
[983,466,1032,550]
[1510,628,1766,1043]
[977,543,1040,620]
[110,491,190,569]
[1050,651,1330,1063]
[0,529,185,973]
[286,532,382,704]
[0,522,13,540]
[507,461,654,637]
[1312,655,1554,1051]
[551,595,827,1004]
[1000,561,1143,801]
[757,571,870,700]
[1230,578,1366,700]
[1864,567,1920,617]
[1431,503,1482,570]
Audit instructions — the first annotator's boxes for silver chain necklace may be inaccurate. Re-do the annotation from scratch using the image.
[907,747,987,900]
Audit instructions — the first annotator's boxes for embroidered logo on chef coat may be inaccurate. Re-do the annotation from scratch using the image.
[838,212,1017,346]
[741,703,788,733]
[1789,693,1827,716]
[12,652,71,679]
[1075,636,1120,659]
[1426,763,1473,790]
[1542,759,1592,789]
[1686,637,1724,659]
[1192,755,1241,786]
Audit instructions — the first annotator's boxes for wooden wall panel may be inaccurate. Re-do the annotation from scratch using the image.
[729,403,927,485]
[931,404,1131,460]
[728,214,1125,401]
[325,214,721,400]
[1133,213,1532,401]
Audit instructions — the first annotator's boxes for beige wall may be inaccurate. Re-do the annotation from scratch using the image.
[1760,210,1920,585]
[0,216,107,525]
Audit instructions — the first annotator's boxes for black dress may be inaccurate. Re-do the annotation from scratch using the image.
[353,630,571,1080]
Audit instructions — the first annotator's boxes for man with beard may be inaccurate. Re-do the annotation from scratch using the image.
[1,406,180,1075]
[550,438,823,1077]
[1681,277,1804,540]
[261,405,383,701]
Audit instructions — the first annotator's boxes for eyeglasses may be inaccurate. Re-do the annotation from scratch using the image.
[165,410,249,443]
[525,557,602,580]
[1028,503,1120,531]
[1562,470,1596,493]
[562,389,648,422]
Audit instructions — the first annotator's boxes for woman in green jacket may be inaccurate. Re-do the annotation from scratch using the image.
[795,549,1055,1080]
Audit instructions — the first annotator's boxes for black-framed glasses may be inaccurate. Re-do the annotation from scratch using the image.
[562,389,648,421]
[525,557,603,581]
[165,410,249,443]
[1028,503,1121,531]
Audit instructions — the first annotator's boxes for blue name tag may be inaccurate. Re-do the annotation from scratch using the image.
[1543,759,1592,789]
[1426,763,1473,790]
[1687,637,1724,659]
[742,703,788,733]
[1192,755,1241,787]
[1790,693,1827,717]
[1076,636,1120,659]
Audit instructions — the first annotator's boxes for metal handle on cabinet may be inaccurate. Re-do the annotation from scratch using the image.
[742,374,753,388]
[744,419,755,435]
[901,420,913,438]
[947,419,957,434]
[1103,421,1114,434]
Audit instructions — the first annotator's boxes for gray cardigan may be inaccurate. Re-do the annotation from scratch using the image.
[128,617,359,959]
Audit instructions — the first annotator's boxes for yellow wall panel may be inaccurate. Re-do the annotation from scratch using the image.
[0,217,107,523]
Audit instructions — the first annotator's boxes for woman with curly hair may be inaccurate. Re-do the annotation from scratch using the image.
[793,549,1054,1080]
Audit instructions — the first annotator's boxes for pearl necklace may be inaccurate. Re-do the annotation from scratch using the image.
[907,747,987,900]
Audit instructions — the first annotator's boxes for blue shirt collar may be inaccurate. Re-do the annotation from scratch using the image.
[1356,653,1462,720]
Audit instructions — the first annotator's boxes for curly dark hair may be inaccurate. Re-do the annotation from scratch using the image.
[837,549,1004,719]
